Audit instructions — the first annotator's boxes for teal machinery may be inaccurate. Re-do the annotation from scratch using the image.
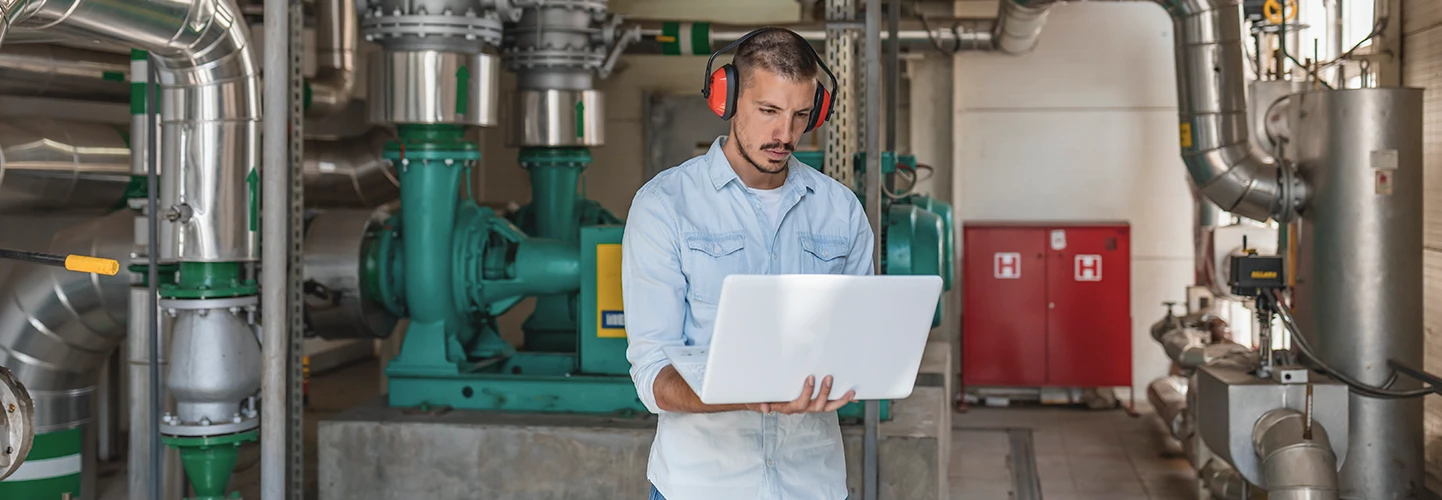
[320,0,953,419]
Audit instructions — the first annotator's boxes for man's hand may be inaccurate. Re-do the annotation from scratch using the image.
[746,375,856,414]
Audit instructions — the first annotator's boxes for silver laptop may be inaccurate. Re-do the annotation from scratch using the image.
[664,274,943,405]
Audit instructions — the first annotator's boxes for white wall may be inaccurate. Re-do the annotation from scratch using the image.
[952,2,1192,396]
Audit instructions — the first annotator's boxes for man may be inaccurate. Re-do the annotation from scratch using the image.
[621,28,874,500]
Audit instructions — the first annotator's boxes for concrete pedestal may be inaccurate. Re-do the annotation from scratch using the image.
[319,341,952,499]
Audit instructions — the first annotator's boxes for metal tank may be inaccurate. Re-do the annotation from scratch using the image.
[1290,87,1425,499]
[359,0,511,127]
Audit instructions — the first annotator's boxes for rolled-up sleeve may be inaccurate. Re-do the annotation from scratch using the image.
[621,186,688,414]
[844,200,876,277]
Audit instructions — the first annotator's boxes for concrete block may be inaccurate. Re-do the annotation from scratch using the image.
[320,344,952,500]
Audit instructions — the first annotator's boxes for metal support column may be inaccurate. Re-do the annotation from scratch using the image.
[260,0,291,497]
[863,0,882,499]
[824,0,857,191]
[287,1,307,497]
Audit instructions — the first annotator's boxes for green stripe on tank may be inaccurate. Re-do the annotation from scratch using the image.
[691,22,711,55]
[0,473,82,497]
[102,71,125,82]
[26,428,82,461]
[131,49,148,61]
[661,22,680,55]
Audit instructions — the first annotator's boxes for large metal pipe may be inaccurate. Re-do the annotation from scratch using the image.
[1252,409,1338,499]
[1155,0,1285,222]
[306,0,356,117]
[1200,458,1249,500]
[627,19,995,54]
[0,210,131,497]
[0,117,130,213]
[0,44,127,100]
[0,0,263,264]
[0,121,399,212]
[1290,88,1425,499]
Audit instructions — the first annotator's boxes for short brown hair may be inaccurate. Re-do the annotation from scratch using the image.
[732,28,820,96]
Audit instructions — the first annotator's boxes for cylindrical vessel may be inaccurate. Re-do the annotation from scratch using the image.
[367,51,500,127]
[1291,88,1425,499]
[302,208,400,339]
[0,118,131,213]
[507,89,604,147]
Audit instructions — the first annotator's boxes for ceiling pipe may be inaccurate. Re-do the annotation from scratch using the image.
[625,19,996,55]
[305,0,356,118]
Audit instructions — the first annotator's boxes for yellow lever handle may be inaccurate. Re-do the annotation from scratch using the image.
[64,255,120,276]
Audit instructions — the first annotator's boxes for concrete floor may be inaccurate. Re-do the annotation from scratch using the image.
[949,406,1195,500]
[98,358,1200,499]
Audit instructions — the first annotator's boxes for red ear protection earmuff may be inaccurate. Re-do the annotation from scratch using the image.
[701,28,838,133]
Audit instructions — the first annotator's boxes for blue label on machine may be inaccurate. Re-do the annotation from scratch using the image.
[601,311,625,329]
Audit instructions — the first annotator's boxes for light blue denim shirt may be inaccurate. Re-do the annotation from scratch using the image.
[622,136,874,500]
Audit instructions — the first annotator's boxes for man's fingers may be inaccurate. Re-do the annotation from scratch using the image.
[793,375,816,407]
[809,376,835,412]
[823,390,857,412]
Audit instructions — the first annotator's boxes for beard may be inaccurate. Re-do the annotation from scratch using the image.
[734,133,793,175]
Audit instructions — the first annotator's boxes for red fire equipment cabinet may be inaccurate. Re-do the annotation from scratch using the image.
[961,222,1131,389]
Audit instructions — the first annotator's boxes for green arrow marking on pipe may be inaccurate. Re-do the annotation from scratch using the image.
[455,65,470,115]
[575,101,585,139]
[246,168,258,232]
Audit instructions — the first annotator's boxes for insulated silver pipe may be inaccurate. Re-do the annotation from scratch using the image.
[993,0,1052,54]
[0,44,127,100]
[1200,458,1249,500]
[0,211,131,496]
[627,20,995,54]
[1154,0,1284,222]
[306,0,356,117]
[1252,409,1338,500]
[0,121,398,212]
[0,0,263,264]
[0,117,130,213]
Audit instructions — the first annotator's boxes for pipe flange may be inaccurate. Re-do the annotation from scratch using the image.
[525,0,608,13]
[502,49,605,70]
[160,413,259,437]
[0,366,35,481]
[361,14,505,46]
[159,295,260,310]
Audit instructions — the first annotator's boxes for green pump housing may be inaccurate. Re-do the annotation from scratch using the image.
[375,130,946,420]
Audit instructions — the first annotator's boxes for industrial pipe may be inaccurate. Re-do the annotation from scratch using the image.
[1200,459,1249,500]
[0,44,128,100]
[1154,0,1286,221]
[1252,409,1338,499]
[627,19,995,55]
[306,0,356,117]
[0,211,131,497]
[0,120,399,212]
[1146,375,1189,441]
[0,118,130,213]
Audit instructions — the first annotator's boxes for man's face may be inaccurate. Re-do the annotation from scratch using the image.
[729,68,817,175]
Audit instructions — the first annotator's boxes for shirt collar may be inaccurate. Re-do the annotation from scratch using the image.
[706,136,816,195]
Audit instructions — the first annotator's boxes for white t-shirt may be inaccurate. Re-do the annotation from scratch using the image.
[749,185,786,225]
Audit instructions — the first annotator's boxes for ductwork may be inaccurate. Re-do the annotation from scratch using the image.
[0,119,399,212]
[1157,0,1287,222]
[1200,458,1249,500]
[0,117,131,213]
[993,0,1052,54]
[306,0,357,117]
[0,0,261,263]
[0,210,131,437]
[1252,409,1339,499]
[0,44,128,100]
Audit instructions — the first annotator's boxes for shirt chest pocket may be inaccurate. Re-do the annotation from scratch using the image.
[683,232,748,304]
[798,232,850,274]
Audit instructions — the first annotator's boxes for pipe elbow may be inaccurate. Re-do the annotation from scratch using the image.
[306,68,356,118]
[992,0,1052,54]
[1187,146,1282,222]
[1253,409,1339,499]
